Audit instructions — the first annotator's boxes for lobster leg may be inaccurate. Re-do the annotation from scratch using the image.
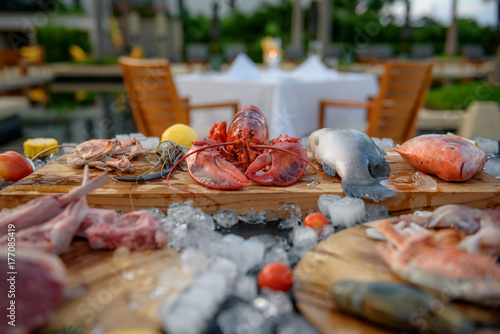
[185,141,250,190]
[245,135,308,186]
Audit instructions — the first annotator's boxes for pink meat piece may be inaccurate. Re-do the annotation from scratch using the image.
[85,211,168,251]
[0,249,66,334]
[0,197,90,255]
[75,208,119,238]
[0,172,109,236]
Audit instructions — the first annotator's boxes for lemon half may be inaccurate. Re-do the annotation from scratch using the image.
[161,124,198,147]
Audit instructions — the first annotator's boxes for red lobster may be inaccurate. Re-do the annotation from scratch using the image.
[168,105,322,190]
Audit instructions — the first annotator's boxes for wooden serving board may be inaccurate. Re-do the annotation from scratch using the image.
[40,241,179,333]
[0,149,499,215]
[293,220,500,334]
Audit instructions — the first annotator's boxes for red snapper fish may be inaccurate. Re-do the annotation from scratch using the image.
[394,134,487,182]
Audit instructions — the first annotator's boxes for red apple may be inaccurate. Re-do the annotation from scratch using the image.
[0,151,34,182]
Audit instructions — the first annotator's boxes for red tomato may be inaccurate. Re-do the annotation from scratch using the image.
[0,151,33,182]
[303,212,329,231]
[257,262,293,292]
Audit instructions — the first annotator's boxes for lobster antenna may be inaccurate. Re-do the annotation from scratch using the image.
[30,144,77,161]
[165,142,237,204]
[253,144,326,179]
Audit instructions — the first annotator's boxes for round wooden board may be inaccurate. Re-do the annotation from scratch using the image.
[293,219,500,334]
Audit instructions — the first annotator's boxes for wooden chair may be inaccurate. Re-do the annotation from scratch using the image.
[119,57,239,138]
[319,61,434,143]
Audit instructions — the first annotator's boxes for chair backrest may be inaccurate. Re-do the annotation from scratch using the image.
[119,56,189,138]
[367,61,434,143]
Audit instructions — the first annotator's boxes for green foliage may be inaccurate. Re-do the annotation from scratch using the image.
[426,81,500,110]
[36,25,91,62]
[180,1,495,62]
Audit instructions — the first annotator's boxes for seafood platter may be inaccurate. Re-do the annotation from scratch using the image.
[0,105,499,333]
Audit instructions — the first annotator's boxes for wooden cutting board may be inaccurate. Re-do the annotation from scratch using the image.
[40,241,179,333]
[293,220,500,334]
[0,149,499,215]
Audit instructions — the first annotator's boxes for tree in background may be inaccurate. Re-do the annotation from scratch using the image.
[444,0,458,55]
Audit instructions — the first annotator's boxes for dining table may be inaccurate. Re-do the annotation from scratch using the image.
[174,55,379,140]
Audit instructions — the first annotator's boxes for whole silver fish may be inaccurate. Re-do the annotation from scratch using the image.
[309,128,396,202]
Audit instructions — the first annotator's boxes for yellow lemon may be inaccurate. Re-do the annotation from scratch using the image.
[161,124,198,147]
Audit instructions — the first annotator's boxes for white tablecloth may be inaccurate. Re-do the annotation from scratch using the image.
[175,70,378,140]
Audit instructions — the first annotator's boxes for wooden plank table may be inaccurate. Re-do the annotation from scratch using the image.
[0,149,499,215]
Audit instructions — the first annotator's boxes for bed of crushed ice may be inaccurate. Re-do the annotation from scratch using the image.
[111,196,390,334]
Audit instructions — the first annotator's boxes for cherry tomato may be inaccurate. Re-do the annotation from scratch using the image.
[257,262,293,292]
[0,151,33,182]
[303,212,329,231]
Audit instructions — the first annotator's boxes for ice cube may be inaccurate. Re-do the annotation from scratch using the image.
[216,302,266,334]
[239,208,266,225]
[264,245,290,266]
[474,137,500,156]
[155,266,193,298]
[209,257,239,285]
[233,275,258,302]
[240,239,266,273]
[32,159,46,170]
[180,247,209,275]
[142,136,160,149]
[278,218,299,230]
[45,153,61,163]
[365,204,389,222]
[276,312,320,334]
[380,138,394,148]
[188,208,215,232]
[254,289,294,321]
[141,207,167,220]
[412,171,437,191]
[248,234,279,251]
[168,224,188,251]
[290,226,318,249]
[222,234,245,245]
[279,203,302,222]
[288,246,309,266]
[317,194,341,217]
[114,134,130,142]
[160,271,229,334]
[319,224,335,240]
[328,196,366,228]
[213,208,239,228]
[259,209,279,222]
[484,156,500,179]
[129,132,146,140]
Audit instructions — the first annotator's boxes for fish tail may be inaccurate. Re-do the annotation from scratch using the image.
[342,181,396,202]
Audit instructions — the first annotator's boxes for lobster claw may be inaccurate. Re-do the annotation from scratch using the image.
[245,136,308,186]
[186,142,250,190]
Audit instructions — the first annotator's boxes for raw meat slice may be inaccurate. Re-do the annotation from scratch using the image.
[0,249,66,334]
[0,171,109,235]
[75,208,119,238]
[86,211,168,251]
[0,197,89,255]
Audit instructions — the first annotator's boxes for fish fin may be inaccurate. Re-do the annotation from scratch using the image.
[321,162,336,177]
[342,181,396,202]
[369,158,391,179]
[376,145,387,156]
